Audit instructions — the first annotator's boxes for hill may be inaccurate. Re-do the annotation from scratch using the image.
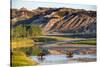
[11,7,96,34]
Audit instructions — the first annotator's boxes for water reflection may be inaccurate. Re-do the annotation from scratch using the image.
[38,57,45,62]
[30,54,96,65]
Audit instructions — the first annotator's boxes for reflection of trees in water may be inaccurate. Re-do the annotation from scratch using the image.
[38,57,45,62]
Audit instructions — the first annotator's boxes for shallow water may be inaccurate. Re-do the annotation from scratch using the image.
[30,54,96,65]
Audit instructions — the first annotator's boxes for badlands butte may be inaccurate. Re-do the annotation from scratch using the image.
[11,7,96,34]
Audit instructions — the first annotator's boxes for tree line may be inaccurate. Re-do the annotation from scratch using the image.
[11,24,42,38]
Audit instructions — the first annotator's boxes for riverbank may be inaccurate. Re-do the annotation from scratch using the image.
[11,51,38,66]
[11,38,34,49]
[69,38,96,45]
[11,36,96,66]
[11,38,39,66]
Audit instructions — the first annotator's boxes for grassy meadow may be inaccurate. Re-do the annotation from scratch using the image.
[70,38,96,45]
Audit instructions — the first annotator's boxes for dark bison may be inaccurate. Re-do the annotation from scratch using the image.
[37,51,46,59]
[66,51,73,57]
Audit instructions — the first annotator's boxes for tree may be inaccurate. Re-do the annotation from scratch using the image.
[11,24,42,38]
[11,24,27,38]
[31,24,42,37]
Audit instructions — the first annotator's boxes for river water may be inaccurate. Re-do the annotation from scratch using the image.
[30,54,96,65]
[30,36,96,65]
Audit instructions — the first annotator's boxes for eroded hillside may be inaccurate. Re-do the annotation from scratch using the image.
[11,7,96,33]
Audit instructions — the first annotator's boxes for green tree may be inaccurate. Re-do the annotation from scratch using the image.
[31,24,42,37]
[12,25,27,38]
[11,24,42,38]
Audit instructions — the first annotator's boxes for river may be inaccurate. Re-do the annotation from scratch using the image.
[30,54,96,65]
[30,35,96,65]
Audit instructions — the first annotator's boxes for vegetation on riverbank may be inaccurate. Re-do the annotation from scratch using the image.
[11,24,42,66]
[51,36,81,41]
[11,51,38,66]
[11,24,42,38]
[70,38,96,45]
[32,35,76,42]
[11,38,34,49]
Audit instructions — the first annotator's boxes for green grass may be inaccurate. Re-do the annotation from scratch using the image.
[70,38,96,45]
[11,37,40,66]
[13,46,41,56]
[11,38,34,49]
[11,51,38,67]
[11,37,41,55]
[33,37,57,42]
[31,46,41,55]
[37,36,81,41]
[48,36,82,41]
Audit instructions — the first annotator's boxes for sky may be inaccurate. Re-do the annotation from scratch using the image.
[12,0,96,11]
